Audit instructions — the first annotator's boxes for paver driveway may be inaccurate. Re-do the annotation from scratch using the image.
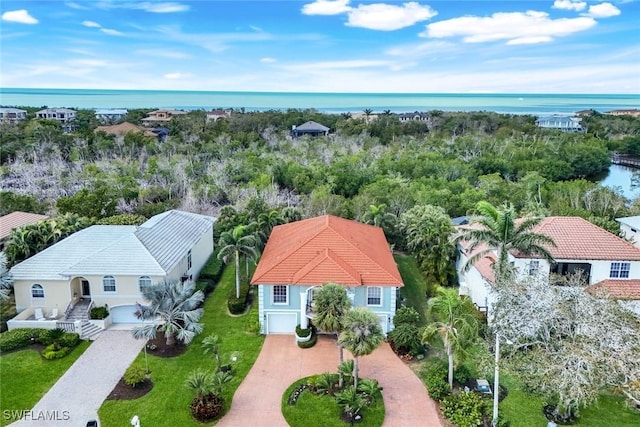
[217,335,442,427]
[9,330,145,427]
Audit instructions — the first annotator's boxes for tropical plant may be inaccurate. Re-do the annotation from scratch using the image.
[456,200,555,284]
[312,283,352,363]
[124,364,147,387]
[421,288,479,389]
[361,203,396,233]
[0,254,13,301]
[357,378,382,404]
[210,370,233,396]
[334,385,366,423]
[388,306,423,355]
[338,359,354,388]
[217,225,259,299]
[132,280,204,346]
[338,307,384,388]
[201,334,221,367]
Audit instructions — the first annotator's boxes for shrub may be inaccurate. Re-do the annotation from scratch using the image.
[42,344,71,360]
[39,328,65,346]
[0,328,44,352]
[59,332,80,348]
[196,280,215,295]
[90,306,109,320]
[124,364,147,387]
[422,359,450,401]
[454,364,472,385]
[0,302,17,333]
[441,391,486,427]
[246,317,261,335]
[96,214,147,225]
[393,306,421,327]
[190,394,224,422]
[227,280,250,314]
[297,332,317,349]
[388,323,423,355]
[200,254,224,284]
[295,324,311,338]
[358,378,382,404]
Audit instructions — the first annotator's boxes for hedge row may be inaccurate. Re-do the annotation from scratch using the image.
[227,280,251,314]
[197,252,225,295]
[0,328,79,352]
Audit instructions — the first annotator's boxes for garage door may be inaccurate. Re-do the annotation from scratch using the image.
[110,305,140,323]
[267,313,297,334]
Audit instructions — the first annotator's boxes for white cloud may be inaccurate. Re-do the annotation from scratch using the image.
[82,20,101,28]
[131,2,190,13]
[302,0,351,16]
[346,2,437,31]
[260,57,277,63]
[552,0,587,12]
[423,11,596,44]
[164,72,188,79]
[100,28,124,36]
[66,2,89,10]
[585,2,621,18]
[1,9,39,25]
[135,48,190,59]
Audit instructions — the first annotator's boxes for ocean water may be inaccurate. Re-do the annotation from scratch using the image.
[0,88,638,115]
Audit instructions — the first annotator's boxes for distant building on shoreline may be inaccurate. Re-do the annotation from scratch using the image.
[535,115,585,133]
[35,108,77,132]
[95,108,128,123]
[141,109,187,127]
[206,109,232,122]
[0,107,27,125]
[399,111,430,122]
[291,121,330,138]
[605,109,640,117]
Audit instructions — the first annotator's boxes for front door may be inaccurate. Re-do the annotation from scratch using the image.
[82,280,91,297]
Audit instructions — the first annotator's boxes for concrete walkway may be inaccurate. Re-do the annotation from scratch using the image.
[10,330,146,427]
[217,335,442,427]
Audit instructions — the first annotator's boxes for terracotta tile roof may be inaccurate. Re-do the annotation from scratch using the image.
[474,255,496,284]
[0,211,49,240]
[522,216,640,261]
[588,279,640,300]
[95,122,144,136]
[251,215,403,287]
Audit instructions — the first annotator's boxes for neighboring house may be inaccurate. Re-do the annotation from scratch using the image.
[399,111,430,122]
[291,121,330,137]
[0,211,49,251]
[0,107,27,125]
[35,108,77,132]
[8,210,215,329]
[206,109,232,122]
[575,109,596,117]
[535,115,585,132]
[94,122,159,139]
[251,215,404,335]
[617,216,640,247]
[141,109,187,127]
[94,108,128,123]
[605,109,640,117]
[457,216,640,316]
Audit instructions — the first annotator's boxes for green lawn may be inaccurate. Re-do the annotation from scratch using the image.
[394,254,430,323]
[98,264,264,426]
[500,374,639,427]
[0,341,91,427]
[282,376,384,427]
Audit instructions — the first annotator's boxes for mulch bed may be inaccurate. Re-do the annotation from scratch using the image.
[106,378,153,400]
[145,330,187,358]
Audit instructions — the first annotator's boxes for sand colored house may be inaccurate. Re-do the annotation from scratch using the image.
[251,215,403,335]
[95,122,158,138]
[457,216,640,315]
[0,211,49,250]
[8,210,215,330]
[141,109,187,126]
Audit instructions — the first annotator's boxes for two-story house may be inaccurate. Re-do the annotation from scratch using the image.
[457,216,640,315]
[0,107,28,125]
[535,115,585,132]
[141,109,187,127]
[94,108,128,124]
[35,108,77,132]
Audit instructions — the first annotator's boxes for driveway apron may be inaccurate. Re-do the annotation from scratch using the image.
[217,335,442,427]
[9,330,145,427]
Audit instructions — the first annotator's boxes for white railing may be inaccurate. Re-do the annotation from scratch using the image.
[56,321,78,333]
[64,301,73,320]
[85,300,94,318]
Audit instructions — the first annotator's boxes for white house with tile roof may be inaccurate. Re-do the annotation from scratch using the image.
[457,216,640,316]
[9,210,215,326]
[616,216,640,248]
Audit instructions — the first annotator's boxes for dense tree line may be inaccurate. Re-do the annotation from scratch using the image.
[1,108,639,236]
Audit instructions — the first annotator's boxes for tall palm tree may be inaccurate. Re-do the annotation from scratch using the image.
[338,307,384,388]
[456,201,555,284]
[133,280,204,346]
[313,283,352,364]
[361,203,396,232]
[422,288,479,389]
[217,225,259,299]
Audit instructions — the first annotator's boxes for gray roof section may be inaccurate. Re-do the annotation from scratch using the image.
[10,210,215,280]
[296,121,329,131]
[617,216,640,229]
[135,210,215,272]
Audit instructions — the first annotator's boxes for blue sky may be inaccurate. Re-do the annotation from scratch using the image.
[1,0,638,93]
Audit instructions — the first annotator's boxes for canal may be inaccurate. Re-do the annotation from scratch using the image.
[599,163,640,200]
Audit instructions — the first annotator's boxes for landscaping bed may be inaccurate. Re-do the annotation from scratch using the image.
[106,378,153,400]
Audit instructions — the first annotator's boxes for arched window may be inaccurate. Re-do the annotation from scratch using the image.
[102,276,116,292]
[138,276,152,292]
[31,284,44,298]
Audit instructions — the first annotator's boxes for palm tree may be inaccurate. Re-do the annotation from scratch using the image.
[313,283,352,363]
[338,307,384,388]
[133,280,204,346]
[421,288,479,389]
[456,201,555,284]
[361,203,396,232]
[0,254,13,301]
[201,334,221,367]
[217,225,259,299]
[185,369,214,406]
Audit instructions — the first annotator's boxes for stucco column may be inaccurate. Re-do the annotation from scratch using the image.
[300,290,308,329]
